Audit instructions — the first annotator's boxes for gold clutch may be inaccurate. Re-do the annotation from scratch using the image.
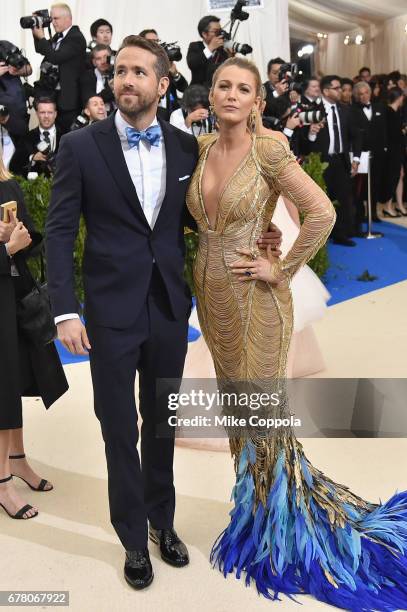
[0,200,18,223]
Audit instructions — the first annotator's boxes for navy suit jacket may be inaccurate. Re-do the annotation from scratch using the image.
[45,112,199,328]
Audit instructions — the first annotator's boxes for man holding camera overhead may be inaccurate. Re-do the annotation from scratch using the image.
[30,3,86,133]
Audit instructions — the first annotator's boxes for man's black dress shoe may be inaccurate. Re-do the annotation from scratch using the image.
[332,238,356,247]
[149,527,189,567]
[124,548,154,590]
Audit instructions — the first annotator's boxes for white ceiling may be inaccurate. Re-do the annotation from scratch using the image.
[289,0,407,40]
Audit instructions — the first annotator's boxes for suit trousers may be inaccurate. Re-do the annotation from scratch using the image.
[87,265,189,550]
[353,152,385,227]
[323,154,354,240]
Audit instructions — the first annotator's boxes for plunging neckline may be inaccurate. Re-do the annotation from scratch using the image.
[198,134,256,232]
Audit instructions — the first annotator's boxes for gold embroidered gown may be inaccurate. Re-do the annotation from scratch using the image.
[185,133,407,611]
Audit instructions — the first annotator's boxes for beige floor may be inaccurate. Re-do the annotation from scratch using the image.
[2,281,407,611]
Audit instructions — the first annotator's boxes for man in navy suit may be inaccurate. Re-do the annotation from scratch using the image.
[46,35,281,591]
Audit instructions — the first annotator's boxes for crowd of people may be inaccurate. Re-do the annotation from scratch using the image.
[1,5,406,246]
[2,4,407,607]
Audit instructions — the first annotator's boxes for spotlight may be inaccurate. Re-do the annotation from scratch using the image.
[355,34,364,45]
[344,35,350,45]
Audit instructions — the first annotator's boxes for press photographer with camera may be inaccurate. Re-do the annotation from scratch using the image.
[80,44,115,113]
[25,3,86,133]
[263,57,290,117]
[10,97,60,178]
[169,84,213,136]
[187,15,230,87]
[70,95,107,131]
[0,41,32,168]
[139,29,188,121]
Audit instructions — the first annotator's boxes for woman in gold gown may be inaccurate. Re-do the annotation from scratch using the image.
[186,57,407,611]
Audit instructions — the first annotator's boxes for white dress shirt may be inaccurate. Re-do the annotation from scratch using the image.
[55,111,167,324]
[203,42,214,60]
[40,124,57,152]
[321,97,343,154]
[95,68,105,94]
[0,126,15,169]
[363,104,372,121]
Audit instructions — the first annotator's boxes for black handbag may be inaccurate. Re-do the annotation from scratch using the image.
[16,254,57,346]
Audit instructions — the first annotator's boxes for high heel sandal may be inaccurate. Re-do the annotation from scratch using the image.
[9,454,53,492]
[395,208,407,217]
[0,475,38,519]
[382,209,401,218]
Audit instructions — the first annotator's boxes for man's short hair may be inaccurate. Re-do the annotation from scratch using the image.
[85,94,104,108]
[198,15,220,37]
[34,97,57,111]
[267,57,286,74]
[139,29,158,39]
[302,76,319,92]
[341,77,353,88]
[50,3,72,17]
[116,35,170,81]
[91,44,110,59]
[353,81,371,97]
[90,18,113,38]
[358,66,371,75]
[320,74,341,92]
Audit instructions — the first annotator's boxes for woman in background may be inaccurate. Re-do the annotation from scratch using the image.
[0,156,68,519]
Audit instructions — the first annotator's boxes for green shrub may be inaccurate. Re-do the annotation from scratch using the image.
[16,151,332,299]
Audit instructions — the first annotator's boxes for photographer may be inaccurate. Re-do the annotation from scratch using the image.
[86,19,116,68]
[261,94,303,156]
[301,77,321,105]
[263,57,289,117]
[80,44,115,113]
[169,84,212,136]
[31,3,86,133]
[10,97,60,178]
[187,15,229,87]
[139,29,188,121]
[70,95,107,131]
[0,42,32,167]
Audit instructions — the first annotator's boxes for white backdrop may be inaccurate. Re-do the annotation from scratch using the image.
[0,0,290,84]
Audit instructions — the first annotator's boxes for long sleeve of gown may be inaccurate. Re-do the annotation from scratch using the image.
[257,135,336,280]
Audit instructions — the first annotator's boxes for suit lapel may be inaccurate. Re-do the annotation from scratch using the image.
[92,113,150,229]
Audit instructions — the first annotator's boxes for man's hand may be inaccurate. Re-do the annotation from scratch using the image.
[309,121,324,136]
[32,25,45,39]
[32,152,48,162]
[57,319,91,356]
[185,108,209,128]
[256,221,282,257]
[275,79,288,96]
[169,62,177,75]
[286,113,301,130]
[0,62,9,77]
[208,35,224,52]
[0,114,9,126]
[351,160,360,177]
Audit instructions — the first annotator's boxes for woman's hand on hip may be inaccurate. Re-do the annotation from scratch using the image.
[229,246,287,285]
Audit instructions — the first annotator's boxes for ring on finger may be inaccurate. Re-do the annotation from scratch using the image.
[244,269,252,276]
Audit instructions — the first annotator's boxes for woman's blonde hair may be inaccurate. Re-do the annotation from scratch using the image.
[210,57,263,134]
[0,156,13,182]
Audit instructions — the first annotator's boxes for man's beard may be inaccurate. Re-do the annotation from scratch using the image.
[116,89,158,119]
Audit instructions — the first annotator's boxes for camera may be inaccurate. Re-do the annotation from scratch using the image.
[20,9,52,30]
[0,104,9,119]
[38,61,60,90]
[70,112,89,131]
[30,140,56,177]
[219,30,252,56]
[278,63,299,88]
[295,98,326,125]
[217,0,252,57]
[161,42,182,63]
[0,41,29,70]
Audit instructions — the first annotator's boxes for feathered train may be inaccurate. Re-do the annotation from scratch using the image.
[211,438,407,612]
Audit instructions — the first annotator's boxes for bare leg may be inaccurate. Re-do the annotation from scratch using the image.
[396,168,406,214]
[9,428,53,491]
[0,429,38,518]
[381,197,398,216]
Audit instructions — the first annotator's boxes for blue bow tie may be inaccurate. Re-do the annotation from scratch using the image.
[126,125,162,149]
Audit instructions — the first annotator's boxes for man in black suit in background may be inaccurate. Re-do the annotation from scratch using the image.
[32,3,86,133]
[351,81,386,227]
[80,44,115,112]
[307,74,362,246]
[186,15,228,86]
[10,97,61,177]
[46,35,196,591]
